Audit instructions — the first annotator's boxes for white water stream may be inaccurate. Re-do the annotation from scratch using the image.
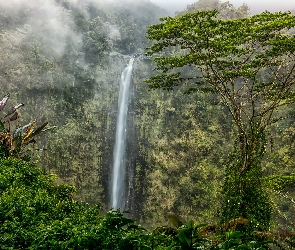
[110,58,134,209]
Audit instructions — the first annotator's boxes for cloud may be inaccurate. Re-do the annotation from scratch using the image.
[0,0,83,58]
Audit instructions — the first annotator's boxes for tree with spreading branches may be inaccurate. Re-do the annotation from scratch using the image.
[145,10,295,231]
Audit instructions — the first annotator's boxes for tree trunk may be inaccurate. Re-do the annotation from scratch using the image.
[221,128,272,232]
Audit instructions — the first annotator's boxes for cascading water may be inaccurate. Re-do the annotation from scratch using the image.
[110,58,134,210]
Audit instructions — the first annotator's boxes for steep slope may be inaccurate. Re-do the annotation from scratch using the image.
[0,0,167,219]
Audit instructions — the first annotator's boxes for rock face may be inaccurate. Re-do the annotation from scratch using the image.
[0,0,166,220]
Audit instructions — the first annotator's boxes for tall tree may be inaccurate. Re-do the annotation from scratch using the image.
[145,10,295,231]
[177,0,250,19]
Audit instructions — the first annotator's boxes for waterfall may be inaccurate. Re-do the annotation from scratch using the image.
[110,58,134,210]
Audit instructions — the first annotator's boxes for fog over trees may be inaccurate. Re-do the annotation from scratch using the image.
[0,0,295,248]
[150,0,294,15]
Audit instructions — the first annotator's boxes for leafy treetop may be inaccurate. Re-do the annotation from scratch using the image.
[176,0,250,19]
[146,10,295,230]
[146,10,295,135]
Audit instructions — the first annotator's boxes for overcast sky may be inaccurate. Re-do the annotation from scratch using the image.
[149,0,295,15]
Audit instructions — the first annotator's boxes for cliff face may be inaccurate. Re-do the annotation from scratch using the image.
[0,0,166,219]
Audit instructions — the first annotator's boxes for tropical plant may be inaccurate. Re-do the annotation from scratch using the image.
[0,93,49,159]
[0,156,148,249]
[0,156,285,249]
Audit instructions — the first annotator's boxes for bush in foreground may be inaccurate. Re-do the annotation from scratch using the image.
[0,157,145,249]
[1,157,292,249]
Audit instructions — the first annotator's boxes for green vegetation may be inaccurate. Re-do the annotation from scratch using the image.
[0,156,281,248]
[146,8,295,232]
[0,157,144,249]
[0,0,167,213]
[1,0,295,248]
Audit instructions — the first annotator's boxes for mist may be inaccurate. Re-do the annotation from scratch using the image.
[0,1,76,57]
[149,0,295,15]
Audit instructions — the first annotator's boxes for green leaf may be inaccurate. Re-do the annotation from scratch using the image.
[236,245,251,250]
[228,231,244,239]
[178,230,191,246]
[187,220,195,229]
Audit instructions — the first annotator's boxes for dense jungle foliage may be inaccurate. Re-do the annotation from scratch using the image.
[0,156,291,249]
[1,0,295,248]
